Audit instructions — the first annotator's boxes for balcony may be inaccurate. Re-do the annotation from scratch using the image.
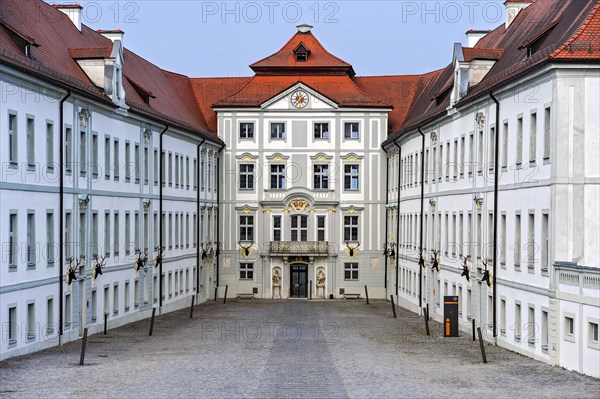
[269,241,330,256]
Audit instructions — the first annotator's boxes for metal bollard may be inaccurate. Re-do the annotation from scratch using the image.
[424,308,430,336]
[79,327,88,365]
[149,308,156,336]
[390,295,397,318]
[472,318,476,342]
[477,327,488,363]
[103,313,108,335]
[214,287,218,302]
[309,280,312,300]
[365,286,369,305]
[223,285,228,304]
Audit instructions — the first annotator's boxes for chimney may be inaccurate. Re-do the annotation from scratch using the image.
[505,1,535,29]
[97,30,125,44]
[53,4,82,31]
[465,30,490,47]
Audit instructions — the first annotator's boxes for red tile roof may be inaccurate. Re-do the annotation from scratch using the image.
[250,31,355,76]
[551,1,600,60]
[69,47,113,59]
[462,47,504,62]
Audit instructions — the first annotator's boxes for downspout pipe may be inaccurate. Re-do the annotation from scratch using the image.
[159,125,169,309]
[216,145,224,287]
[381,145,390,292]
[417,127,426,311]
[196,139,205,296]
[490,91,500,341]
[393,139,402,297]
[58,90,71,339]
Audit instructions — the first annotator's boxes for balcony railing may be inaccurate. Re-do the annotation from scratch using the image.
[269,241,330,256]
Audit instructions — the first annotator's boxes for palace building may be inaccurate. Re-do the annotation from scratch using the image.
[1,0,599,377]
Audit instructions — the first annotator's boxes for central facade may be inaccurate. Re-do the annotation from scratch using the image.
[209,25,390,299]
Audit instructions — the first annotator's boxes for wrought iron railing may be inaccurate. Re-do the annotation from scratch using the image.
[269,241,330,256]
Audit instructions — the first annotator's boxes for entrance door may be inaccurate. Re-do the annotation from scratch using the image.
[290,264,308,298]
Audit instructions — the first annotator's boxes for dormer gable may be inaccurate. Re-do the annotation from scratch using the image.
[293,42,310,62]
[0,16,39,58]
[70,40,127,108]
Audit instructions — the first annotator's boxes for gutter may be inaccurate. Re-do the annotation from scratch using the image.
[417,127,426,311]
[196,138,205,297]
[393,139,402,296]
[490,91,500,342]
[216,144,225,288]
[381,144,390,292]
[58,90,71,340]
[159,125,169,309]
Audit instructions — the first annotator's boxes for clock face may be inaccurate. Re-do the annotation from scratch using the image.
[291,90,309,108]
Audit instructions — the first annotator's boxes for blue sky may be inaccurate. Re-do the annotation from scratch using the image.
[70,1,505,77]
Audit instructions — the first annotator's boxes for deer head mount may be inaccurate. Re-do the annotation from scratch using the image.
[383,243,396,259]
[345,242,360,258]
[461,255,471,282]
[481,259,492,287]
[431,250,440,272]
[66,257,77,286]
[239,241,253,258]
[154,246,165,270]
[92,255,105,281]
[135,250,148,272]
[418,248,426,269]
[201,243,208,260]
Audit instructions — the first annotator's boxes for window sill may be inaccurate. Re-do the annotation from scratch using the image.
[27,263,35,270]
[114,177,120,182]
[113,311,119,316]
[543,158,551,165]
[564,335,575,343]
[47,261,54,268]
[105,175,111,180]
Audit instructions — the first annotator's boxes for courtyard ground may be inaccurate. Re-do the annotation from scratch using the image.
[1,299,598,398]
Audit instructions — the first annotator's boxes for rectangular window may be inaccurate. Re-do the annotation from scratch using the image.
[291,215,308,242]
[488,127,495,171]
[104,137,111,178]
[344,262,359,280]
[80,130,87,176]
[46,212,55,264]
[458,213,464,256]
[27,303,35,341]
[240,122,254,139]
[528,213,535,271]
[134,281,139,308]
[541,311,549,350]
[270,122,285,139]
[8,213,17,267]
[543,107,551,160]
[270,164,285,189]
[460,136,465,176]
[46,122,54,169]
[344,165,359,190]
[113,284,119,315]
[27,117,35,168]
[528,306,535,345]
[344,216,359,242]
[565,316,574,337]
[144,147,149,185]
[453,139,458,178]
[65,212,72,259]
[314,122,329,139]
[201,157,205,190]
[27,212,35,266]
[240,164,255,190]
[240,215,254,242]
[113,211,120,256]
[47,298,55,334]
[65,293,72,327]
[529,112,537,163]
[134,213,140,251]
[186,213,190,248]
[168,153,172,186]
[273,216,282,242]
[92,212,98,257]
[501,214,506,265]
[92,134,98,176]
[240,263,254,279]
[477,130,483,173]
[78,211,86,258]
[8,113,17,163]
[125,142,131,181]
[438,144,444,179]
[445,142,450,178]
[502,121,508,168]
[468,133,474,175]
[513,214,521,269]
[8,306,17,345]
[500,299,507,335]
[124,282,130,312]
[515,303,522,341]
[66,127,73,173]
[113,139,119,179]
[516,116,523,166]
[590,322,599,344]
[125,212,131,254]
[317,216,326,242]
[488,213,494,260]
[174,213,179,249]
[344,122,359,139]
[185,156,189,189]
[154,149,159,185]
[314,164,329,189]
[542,213,549,272]
[193,213,197,248]
[104,212,110,256]
[175,154,179,188]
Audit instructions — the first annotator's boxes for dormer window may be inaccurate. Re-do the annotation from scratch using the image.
[296,52,307,62]
[293,42,310,63]
[24,43,31,58]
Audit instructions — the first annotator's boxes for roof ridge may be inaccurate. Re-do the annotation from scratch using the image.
[550,1,600,58]
[249,34,298,67]
[306,33,352,67]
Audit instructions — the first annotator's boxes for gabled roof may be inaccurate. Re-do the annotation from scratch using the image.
[462,47,504,62]
[213,75,389,108]
[250,31,355,76]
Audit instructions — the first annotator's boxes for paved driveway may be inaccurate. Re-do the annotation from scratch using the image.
[1,299,598,398]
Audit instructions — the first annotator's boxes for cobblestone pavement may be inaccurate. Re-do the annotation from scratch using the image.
[1,299,599,398]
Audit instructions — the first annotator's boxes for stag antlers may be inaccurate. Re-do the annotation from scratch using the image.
[135,250,148,272]
[461,255,471,282]
[92,255,105,281]
[418,248,426,269]
[154,246,165,270]
[345,242,360,258]
[481,259,492,287]
[66,257,77,286]
[239,241,252,258]
[383,242,396,259]
[431,250,440,272]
